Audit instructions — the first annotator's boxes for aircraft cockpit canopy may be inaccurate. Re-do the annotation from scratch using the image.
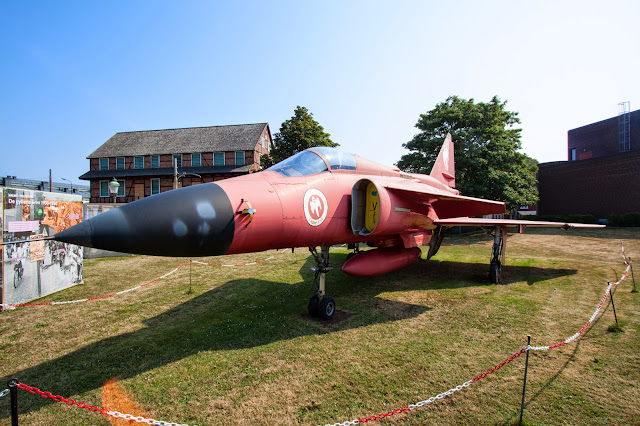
[268,148,356,177]
[312,147,357,171]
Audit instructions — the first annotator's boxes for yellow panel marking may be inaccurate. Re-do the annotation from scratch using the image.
[365,182,380,232]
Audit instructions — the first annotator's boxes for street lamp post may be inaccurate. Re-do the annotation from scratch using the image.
[177,173,202,188]
[60,177,72,193]
[108,178,120,203]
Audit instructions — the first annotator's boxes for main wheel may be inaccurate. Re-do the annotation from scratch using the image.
[489,262,501,284]
[308,295,320,317]
[317,296,335,320]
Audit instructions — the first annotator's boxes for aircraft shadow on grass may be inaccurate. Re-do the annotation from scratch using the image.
[0,255,576,418]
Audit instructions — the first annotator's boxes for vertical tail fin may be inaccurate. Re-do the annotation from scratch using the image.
[429,133,455,188]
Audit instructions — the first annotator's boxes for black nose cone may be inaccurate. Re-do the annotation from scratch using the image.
[55,183,235,257]
[55,219,94,248]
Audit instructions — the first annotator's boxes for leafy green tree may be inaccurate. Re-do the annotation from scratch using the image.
[263,106,338,167]
[396,96,538,211]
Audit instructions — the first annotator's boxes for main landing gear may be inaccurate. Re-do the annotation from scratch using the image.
[489,225,506,284]
[308,245,336,320]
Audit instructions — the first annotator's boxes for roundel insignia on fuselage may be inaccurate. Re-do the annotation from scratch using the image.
[303,188,328,227]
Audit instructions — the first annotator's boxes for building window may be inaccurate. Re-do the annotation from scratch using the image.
[100,181,109,197]
[99,158,109,171]
[191,153,201,167]
[235,151,245,165]
[134,156,144,169]
[173,154,182,168]
[214,152,225,166]
[116,157,125,169]
[100,180,125,197]
[258,153,262,167]
[151,156,160,168]
[151,178,160,195]
[570,148,576,161]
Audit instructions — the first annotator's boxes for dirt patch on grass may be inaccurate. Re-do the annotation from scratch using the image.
[321,310,353,328]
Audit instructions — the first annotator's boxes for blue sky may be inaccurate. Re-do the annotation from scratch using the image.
[2,0,639,185]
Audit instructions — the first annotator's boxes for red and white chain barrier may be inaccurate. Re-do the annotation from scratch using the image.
[325,241,633,425]
[191,248,288,267]
[516,239,620,248]
[325,349,528,426]
[0,249,289,308]
[622,241,630,265]
[528,260,631,352]
[6,381,193,426]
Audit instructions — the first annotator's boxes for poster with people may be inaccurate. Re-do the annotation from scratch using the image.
[1,188,84,306]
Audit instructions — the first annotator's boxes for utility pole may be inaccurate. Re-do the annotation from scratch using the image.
[173,158,178,190]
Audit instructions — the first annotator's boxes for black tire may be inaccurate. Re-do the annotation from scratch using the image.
[318,296,335,320]
[308,295,320,317]
[489,262,501,284]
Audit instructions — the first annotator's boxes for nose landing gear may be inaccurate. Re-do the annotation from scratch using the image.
[489,225,506,284]
[308,245,336,320]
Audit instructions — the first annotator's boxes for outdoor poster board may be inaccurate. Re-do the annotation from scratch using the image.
[1,187,84,307]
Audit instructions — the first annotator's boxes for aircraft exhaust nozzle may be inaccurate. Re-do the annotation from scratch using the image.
[55,183,235,257]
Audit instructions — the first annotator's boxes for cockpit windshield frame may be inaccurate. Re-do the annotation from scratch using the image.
[310,147,357,171]
[267,148,357,177]
[267,150,329,177]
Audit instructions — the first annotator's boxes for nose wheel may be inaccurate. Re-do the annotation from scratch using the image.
[309,295,335,320]
[308,245,335,320]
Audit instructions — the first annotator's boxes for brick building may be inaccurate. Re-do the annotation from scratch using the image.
[538,107,640,218]
[568,109,640,161]
[538,152,640,218]
[80,123,272,203]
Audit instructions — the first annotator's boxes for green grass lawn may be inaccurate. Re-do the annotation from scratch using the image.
[0,228,638,425]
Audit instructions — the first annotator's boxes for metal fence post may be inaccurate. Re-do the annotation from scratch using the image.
[629,258,637,293]
[609,283,619,328]
[8,379,18,426]
[519,335,531,425]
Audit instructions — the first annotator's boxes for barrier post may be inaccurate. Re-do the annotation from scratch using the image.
[8,379,18,426]
[519,335,531,425]
[629,259,636,293]
[188,259,193,294]
[609,283,619,329]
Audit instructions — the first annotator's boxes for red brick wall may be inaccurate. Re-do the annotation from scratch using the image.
[538,151,640,218]
[568,110,640,161]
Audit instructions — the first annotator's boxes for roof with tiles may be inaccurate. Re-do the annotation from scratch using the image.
[87,123,269,158]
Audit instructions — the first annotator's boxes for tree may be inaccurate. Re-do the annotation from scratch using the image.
[263,106,338,167]
[396,96,538,211]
